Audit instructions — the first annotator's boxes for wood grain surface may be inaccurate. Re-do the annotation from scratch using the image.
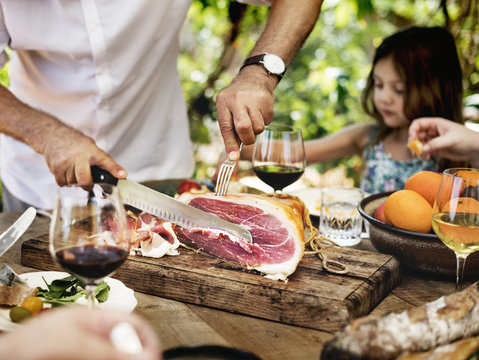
[21,234,400,332]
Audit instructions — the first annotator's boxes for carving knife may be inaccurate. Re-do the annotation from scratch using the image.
[0,207,37,258]
[91,166,253,244]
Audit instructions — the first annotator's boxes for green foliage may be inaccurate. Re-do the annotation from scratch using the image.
[181,0,479,182]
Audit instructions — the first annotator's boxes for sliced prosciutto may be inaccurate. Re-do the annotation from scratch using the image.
[126,211,180,258]
[175,192,306,281]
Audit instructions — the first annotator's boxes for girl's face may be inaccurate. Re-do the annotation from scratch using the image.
[373,56,409,128]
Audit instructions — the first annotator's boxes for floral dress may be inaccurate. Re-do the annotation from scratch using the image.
[360,141,439,195]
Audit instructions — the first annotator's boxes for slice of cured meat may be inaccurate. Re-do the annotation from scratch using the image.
[175,192,306,281]
[126,211,180,258]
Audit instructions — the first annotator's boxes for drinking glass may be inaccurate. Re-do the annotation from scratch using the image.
[252,124,305,193]
[49,183,130,309]
[432,168,479,291]
[319,187,364,246]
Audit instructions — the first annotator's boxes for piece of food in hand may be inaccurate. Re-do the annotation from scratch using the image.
[321,281,479,360]
[373,202,386,223]
[127,211,180,258]
[384,190,433,233]
[0,264,37,306]
[407,139,424,156]
[175,192,307,281]
[177,179,202,195]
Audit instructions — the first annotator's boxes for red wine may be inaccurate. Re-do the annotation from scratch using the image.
[253,165,304,191]
[56,245,128,281]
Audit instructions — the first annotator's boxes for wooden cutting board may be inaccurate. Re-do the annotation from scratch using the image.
[21,235,400,333]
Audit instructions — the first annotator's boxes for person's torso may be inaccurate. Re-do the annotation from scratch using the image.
[360,141,439,194]
[0,0,195,208]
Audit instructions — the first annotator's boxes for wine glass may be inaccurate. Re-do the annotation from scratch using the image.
[432,168,479,291]
[49,183,130,309]
[252,124,305,193]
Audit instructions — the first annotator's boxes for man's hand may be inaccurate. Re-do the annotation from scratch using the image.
[42,126,127,186]
[216,68,275,160]
[215,0,323,161]
[0,86,127,187]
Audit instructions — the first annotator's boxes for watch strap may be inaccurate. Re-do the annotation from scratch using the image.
[240,53,285,80]
[240,54,267,71]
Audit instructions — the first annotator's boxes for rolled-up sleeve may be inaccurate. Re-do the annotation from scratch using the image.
[236,0,271,5]
[0,5,9,68]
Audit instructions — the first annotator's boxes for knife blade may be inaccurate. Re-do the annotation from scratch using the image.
[91,167,253,244]
[0,207,37,258]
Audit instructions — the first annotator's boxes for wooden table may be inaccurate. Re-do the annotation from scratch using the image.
[0,211,463,360]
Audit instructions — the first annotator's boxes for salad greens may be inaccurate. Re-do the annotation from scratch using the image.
[36,275,110,306]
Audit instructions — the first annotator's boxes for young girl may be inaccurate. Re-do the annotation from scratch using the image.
[304,26,464,194]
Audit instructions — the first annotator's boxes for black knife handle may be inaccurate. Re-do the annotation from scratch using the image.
[91,166,119,186]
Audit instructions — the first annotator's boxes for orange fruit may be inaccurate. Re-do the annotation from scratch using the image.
[384,190,433,233]
[441,197,479,214]
[404,170,442,207]
[407,139,423,156]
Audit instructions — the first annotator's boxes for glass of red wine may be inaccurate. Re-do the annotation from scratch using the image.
[49,183,130,309]
[252,124,305,194]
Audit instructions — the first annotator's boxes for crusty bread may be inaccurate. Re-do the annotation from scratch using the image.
[321,282,479,360]
[398,336,479,360]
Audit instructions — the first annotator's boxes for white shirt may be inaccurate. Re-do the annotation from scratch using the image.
[0,0,270,210]
[0,0,197,209]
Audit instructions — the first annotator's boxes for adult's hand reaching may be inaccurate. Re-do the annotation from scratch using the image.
[409,117,479,168]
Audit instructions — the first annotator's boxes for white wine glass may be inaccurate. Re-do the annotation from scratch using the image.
[432,168,479,291]
[252,124,305,194]
[49,183,130,309]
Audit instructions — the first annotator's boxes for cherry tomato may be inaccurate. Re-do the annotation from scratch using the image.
[177,179,201,195]
[21,296,44,316]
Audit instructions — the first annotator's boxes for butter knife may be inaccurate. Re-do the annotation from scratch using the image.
[91,167,253,244]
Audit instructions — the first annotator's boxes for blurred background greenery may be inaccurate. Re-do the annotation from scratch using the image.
[180,0,479,186]
[0,0,477,189]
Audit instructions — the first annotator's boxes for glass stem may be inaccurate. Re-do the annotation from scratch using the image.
[85,284,97,310]
[455,253,469,292]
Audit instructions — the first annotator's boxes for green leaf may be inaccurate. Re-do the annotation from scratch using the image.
[36,276,110,305]
[95,281,110,303]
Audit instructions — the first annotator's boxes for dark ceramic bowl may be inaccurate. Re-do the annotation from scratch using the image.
[358,191,479,278]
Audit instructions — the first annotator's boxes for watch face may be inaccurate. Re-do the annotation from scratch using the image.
[263,53,285,74]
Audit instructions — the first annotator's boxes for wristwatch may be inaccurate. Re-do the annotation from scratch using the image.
[240,53,286,81]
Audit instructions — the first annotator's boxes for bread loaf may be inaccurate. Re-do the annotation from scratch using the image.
[321,282,479,360]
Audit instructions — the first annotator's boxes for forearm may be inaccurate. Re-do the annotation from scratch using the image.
[249,0,323,65]
[0,85,83,156]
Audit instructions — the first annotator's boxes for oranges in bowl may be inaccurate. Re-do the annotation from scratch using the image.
[375,170,442,234]
[359,191,479,277]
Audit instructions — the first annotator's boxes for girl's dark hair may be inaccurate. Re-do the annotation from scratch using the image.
[361,26,464,142]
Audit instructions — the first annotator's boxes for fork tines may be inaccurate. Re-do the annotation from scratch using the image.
[215,143,243,196]
[215,160,236,196]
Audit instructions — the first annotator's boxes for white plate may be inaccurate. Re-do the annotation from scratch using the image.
[0,271,137,331]
[288,188,322,217]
